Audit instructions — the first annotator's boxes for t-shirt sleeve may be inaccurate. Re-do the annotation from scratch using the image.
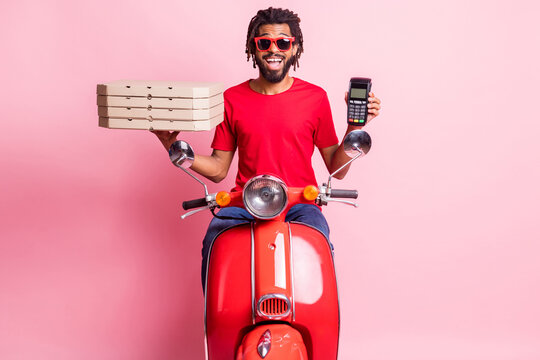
[211,98,236,151]
[314,92,339,149]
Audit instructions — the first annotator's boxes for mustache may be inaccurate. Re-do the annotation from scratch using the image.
[262,53,285,60]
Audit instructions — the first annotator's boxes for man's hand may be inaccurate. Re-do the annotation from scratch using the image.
[151,130,179,151]
[344,91,382,125]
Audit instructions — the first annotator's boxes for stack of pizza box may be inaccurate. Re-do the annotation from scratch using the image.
[97,80,224,131]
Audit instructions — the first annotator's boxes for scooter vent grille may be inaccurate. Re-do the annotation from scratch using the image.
[259,297,289,317]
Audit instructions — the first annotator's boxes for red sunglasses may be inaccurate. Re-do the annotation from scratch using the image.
[254,36,295,52]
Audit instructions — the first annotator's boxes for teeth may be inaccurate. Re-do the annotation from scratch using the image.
[266,58,282,62]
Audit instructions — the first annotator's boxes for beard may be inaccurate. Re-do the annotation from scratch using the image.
[255,54,295,83]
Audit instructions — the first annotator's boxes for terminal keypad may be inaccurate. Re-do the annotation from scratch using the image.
[347,99,367,125]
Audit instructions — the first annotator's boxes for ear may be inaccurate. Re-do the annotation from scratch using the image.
[292,43,299,57]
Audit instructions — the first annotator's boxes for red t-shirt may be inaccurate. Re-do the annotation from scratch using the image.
[211,78,339,191]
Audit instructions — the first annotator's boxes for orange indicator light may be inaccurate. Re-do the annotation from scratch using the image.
[303,185,319,201]
[216,191,231,207]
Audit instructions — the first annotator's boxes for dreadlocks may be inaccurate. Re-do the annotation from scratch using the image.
[245,7,304,71]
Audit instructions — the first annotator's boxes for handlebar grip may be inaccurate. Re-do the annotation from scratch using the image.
[330,189,358,199]
[182,197,208,210]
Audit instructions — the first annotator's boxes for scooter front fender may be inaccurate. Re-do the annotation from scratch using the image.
[236,324,308,360]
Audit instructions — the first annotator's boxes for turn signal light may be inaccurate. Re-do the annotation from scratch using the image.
[303,185,319,201]
[216,191,231,207]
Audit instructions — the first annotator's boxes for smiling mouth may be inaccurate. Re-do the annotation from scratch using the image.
[264,56,284,70]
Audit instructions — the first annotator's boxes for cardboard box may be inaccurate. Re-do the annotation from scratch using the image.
[97,93,223,109]
[97,80,223,98]
[97,80,225,131]
[98,102,224,121]
[99,113,223,131]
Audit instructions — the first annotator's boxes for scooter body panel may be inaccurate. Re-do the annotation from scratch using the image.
[206,221,339,359]
[290,223,339,359]
[205,224,253,360]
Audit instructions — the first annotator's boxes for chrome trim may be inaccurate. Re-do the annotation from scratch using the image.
[327,130,371,191]
[343,129,372,157]
[257,329,272,358]
[335,262,341,360]
[204,335,208,360]
[242,175,288,219]
[256,293,291,319]
[251,222,256,324]
[288,223,295,321]
[330,236,341,359]
[169,140,194,169]
[179,165,209,197]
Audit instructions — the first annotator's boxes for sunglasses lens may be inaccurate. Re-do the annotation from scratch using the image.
[276,38,291,51]
[257,39,272,51]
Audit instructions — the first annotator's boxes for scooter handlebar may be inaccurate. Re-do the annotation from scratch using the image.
[182,197,208,210]
[329,189,358,199]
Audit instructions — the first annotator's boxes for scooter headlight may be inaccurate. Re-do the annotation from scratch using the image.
[243,175,288,219]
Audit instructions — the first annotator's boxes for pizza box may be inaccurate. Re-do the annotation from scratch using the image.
[98,102,224,121]
[99,114,223,131]
[97,80,223,98]
[97,93,223,110]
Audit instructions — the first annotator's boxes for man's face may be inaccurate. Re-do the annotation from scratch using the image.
[254,23,298,83]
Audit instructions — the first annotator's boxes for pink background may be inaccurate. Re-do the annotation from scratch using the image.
[1,0,539,359]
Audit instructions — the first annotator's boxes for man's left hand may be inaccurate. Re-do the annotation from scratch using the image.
[366,92,381,124]
[344,91,382,126]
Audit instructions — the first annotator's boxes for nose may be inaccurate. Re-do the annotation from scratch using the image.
[268,40,279,52]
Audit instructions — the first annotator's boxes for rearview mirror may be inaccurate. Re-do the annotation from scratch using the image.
[169,140,194,169]
[343,130,371,158]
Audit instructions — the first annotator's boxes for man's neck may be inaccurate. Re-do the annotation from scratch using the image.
[249,74,294,95]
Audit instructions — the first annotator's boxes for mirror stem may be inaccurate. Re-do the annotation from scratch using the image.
[181,167,209,197]
[327,147,363,190]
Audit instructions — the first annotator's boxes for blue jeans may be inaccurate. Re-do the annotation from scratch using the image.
[201,204,330,290]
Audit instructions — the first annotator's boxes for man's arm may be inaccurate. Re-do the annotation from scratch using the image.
[320,92,381,179]
[151,130,235,183]
[191,149,235,183]
[319,124,357,180]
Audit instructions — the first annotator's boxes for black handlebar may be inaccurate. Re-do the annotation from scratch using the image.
[329,189,358,199]
[182,189,357,210]
[182,197,208,210]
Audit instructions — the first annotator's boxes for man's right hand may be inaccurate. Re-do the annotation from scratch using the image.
[151,130,180,151]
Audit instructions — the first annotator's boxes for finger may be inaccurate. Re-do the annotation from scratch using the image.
[344,91,348,104]
[367,102,381,110]
[368,96,381,104]
[150,130,166,139]
[368,109,379,116]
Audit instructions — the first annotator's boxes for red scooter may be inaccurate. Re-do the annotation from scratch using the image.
[169,130,371,360]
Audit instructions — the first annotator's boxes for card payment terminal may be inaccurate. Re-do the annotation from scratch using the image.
[347,77,372,126]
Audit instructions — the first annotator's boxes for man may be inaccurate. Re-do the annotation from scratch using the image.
[153,7,381,288]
